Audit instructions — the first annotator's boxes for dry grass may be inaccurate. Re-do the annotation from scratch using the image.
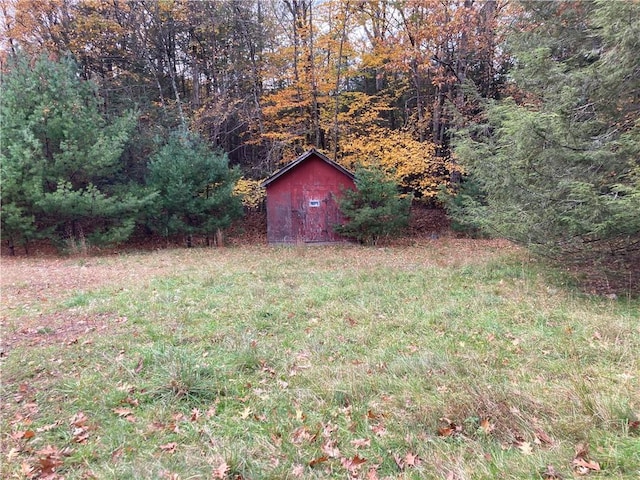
[1,241,638,479]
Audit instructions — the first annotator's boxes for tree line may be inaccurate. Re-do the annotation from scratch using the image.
[1,0,638,282]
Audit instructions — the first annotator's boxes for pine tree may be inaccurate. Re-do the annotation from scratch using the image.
[1,53,153,252]
[145,130,243,245]
[334,165,412,245]
[449,1,640,280]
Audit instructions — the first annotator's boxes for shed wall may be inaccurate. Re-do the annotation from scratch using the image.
[266,155,355,243]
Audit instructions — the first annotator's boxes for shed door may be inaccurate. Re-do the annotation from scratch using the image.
[303,189,329,242]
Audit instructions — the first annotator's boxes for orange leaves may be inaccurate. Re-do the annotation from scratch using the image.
[437,419,463,438]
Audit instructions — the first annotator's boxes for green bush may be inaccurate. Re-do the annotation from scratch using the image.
[334,165,412,245]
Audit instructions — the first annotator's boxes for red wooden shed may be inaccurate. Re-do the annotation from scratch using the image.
[261,149,356,244]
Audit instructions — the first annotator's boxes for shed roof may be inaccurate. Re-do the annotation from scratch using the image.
[261,149,355,187]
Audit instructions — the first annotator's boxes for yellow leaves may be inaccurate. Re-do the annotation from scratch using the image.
[340,123,446,199]
[233,178,265,210]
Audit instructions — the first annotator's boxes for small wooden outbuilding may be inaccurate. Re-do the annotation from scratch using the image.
[261,149,356,244]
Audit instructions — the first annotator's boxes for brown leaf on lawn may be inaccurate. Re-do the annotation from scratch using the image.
[213,461,229,479]
[291,426,316,445]
[517,441,534,456]
[291,464,305,478]
[541,464,563,479]
[122,396,139,407]
[111,447,124,462]
[159,442,178,454]
[21,462,36,478]
[371,423,387,436]
[134,357,144,374]
[404,451,421,467]
[321,422,336,438]
[38,448,63,475]
[341,455,367,473]
[351,438,371,449]
[37,421,62,432]
[480,418,495,434]
[534,428,554,446]
[309,456,329,467]
[113,407,134,418]
[70,412,89,427]
[190,407,201,422]
[321,440,340,458]
[574,442,589,459]
[72,427,90,443]
[437,423,461,437]
[366,409,383,420]
[11,429,35,440]
[366,466,380,480]
[572,457,600,474]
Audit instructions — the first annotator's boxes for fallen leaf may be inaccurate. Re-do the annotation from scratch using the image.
[438,422,462,437]
[321,440,340,458]
[517,441,533,455]
[480,418,495,434]
[309,456,328,467]
[351,438,371,449]
[72,427,90,443]
[366,409,382,420]
[159,442,177,454]
[291,464,305,478]
[534,428,554,446]
[12,429,35,440]
[38,453,63,475]
[574,442,589,459]
[404,451,420,467]
[113,407,133,418]
[111,447,124,462]
[36,421,62,432]
[7,447,21,461]
[134,357,144,374]
[190,408,201,422]
[70,412,89,427]
[371,423,387,436]
[572,457,600,473]
[341,455,367,472]
[366,466,380,480]
[291,426,316,444]
[541,464,563,479]
[213,461,229,479]
[122,396,139,407]
[21,462,36,478]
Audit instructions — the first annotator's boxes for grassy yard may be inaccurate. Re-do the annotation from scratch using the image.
[1,240,638,479]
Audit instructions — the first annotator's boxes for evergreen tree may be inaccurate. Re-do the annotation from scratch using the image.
[145,130,243,244]
[1,53,153,252]
[334,165,412,245]
[449,1,640,274]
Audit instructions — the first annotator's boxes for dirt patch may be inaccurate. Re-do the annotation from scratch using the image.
[0,253,186,354]
[2,312,128,352]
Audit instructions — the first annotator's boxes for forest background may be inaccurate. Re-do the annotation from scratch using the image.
[1,0,639,290]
